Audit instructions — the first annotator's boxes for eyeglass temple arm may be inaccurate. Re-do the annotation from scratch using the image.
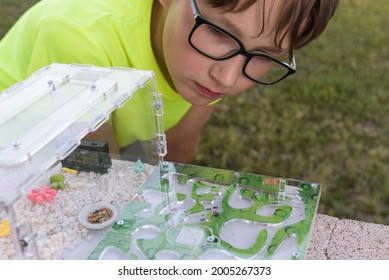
[190,0,200,17]
[289,51,297,70]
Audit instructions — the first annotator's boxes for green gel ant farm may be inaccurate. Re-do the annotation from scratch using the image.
[89,162,321,260]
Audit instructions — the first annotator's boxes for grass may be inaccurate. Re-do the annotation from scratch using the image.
[0,0,40,38]
[1,0,388,225]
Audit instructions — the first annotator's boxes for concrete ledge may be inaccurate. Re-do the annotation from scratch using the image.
[307,214,389,259]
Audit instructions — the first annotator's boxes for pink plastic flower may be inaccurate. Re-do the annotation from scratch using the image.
[27,186,57,204]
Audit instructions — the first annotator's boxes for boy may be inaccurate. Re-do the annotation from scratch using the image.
[0,0,339,163]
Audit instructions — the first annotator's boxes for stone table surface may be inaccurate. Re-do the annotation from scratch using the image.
[306,214,389,260]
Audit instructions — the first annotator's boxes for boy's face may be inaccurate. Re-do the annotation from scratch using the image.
[157,0,291,106]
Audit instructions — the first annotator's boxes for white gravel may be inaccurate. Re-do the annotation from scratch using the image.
[0,160,155,259]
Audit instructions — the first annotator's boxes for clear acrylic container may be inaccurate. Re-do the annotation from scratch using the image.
[0,63,165,259]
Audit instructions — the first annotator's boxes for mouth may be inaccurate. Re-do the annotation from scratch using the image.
[195,83,222,100]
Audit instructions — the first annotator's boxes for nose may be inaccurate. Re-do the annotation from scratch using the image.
[209,55,246,87]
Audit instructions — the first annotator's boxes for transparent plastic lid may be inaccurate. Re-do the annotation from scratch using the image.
[0,63,160,204]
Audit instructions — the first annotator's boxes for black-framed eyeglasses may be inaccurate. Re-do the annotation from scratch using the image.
[188,0,296,85]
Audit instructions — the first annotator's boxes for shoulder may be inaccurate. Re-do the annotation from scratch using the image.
[18,0,151,29]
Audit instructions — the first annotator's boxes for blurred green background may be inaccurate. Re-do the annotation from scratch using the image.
[1,0,388,225]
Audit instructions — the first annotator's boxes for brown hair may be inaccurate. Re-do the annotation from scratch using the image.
[205,0,339,49]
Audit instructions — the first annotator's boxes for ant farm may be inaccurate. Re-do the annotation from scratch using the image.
[0,63,320,260]
[88,162,321,260]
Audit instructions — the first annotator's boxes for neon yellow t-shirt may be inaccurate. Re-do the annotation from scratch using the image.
[0,0,191,148]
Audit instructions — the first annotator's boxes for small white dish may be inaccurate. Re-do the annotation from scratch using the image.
[78,202,118,230]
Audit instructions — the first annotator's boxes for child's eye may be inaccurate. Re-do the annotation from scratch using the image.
[252,56,273,65]
[210,27,228,37]
[206,25,231,40]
